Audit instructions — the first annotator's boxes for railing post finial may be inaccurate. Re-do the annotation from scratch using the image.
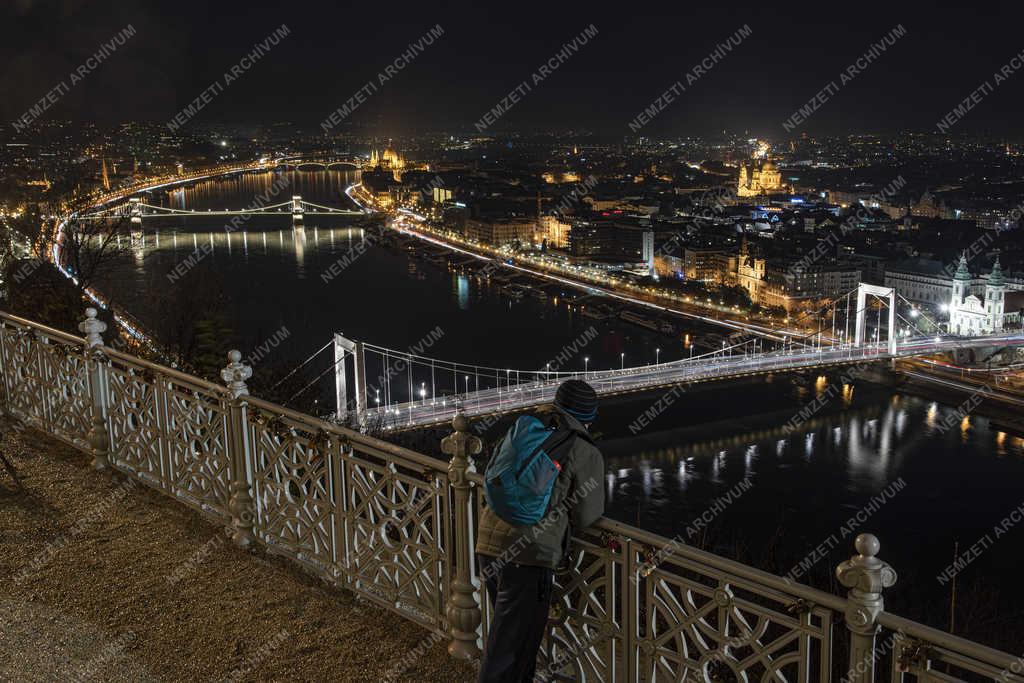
[441,412,482,660]
[78,307,107,348]
[223,350,255,548]
[836,533,897,683]
[221,350,252,400]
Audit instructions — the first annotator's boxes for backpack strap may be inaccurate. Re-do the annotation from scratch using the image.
[539,428,577,471]
[549,412,595,446]
[514,427,575,479]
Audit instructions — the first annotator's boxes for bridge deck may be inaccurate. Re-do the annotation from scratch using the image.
[364,334,1024,431]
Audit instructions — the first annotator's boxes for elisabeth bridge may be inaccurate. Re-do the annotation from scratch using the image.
[324,283,1024,431]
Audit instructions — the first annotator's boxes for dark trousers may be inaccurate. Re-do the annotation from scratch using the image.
[478,554,554,683]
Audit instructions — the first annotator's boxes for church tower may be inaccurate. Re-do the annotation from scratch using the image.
[949,253,971,335]
[737,164,749,196]
[985,256,1005,333]
[952,253,971,304]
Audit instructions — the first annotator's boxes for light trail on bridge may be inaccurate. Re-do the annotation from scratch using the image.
[352,332,1024,431]
[899,369,1024,408]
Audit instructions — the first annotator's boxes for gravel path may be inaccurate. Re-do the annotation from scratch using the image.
[0,426,476,682]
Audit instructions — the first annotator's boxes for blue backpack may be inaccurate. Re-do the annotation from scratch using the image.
[483,415,578,526]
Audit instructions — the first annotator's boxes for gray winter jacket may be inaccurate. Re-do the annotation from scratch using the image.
[475,409,605,570]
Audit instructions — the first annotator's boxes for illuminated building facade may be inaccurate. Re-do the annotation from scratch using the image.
[569,221,653,267]
[369,145,406,180]
[361,169,399,210]
[737,159,783,197]
[683,246,732,285]
[541,171,581,184]
[949,255,1005,335]
[539,215,571,249]
[736,240,766,300]
[467,217,535,246]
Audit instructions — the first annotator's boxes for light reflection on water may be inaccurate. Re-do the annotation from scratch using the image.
[601,387,1024,623]
[607,395,1024,513]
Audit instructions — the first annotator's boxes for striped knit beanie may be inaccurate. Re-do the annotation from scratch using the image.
[554,379,598,423]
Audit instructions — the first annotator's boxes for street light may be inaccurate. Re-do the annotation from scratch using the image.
[620,352,625,370]
[656,347,661,365]
[584,356,589,377]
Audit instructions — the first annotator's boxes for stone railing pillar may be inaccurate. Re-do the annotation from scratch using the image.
[836,533,897,683]
[78,308,110,470]
[222,350,255,548]
[441,413,482,660]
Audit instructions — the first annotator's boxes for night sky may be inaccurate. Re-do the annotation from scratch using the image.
[2,0,1023,136]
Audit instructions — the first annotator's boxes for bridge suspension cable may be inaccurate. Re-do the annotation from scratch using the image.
[282,353,347,409]
[781,286,863,349]
[265,340,334,394]
[299,199,363,213]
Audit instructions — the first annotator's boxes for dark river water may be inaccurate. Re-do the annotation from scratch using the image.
[96,169,1024,645]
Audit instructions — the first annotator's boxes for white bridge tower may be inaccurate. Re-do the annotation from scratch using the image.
[128,197,143,245]
[333,334,366,425]
[853,283,897,355]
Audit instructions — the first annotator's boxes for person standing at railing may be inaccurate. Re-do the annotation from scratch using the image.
[475,379,605,683]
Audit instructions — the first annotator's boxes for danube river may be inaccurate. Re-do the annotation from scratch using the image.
[95,169,1024,645]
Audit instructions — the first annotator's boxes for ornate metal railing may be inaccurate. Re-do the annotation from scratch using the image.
[1,307,1021,683]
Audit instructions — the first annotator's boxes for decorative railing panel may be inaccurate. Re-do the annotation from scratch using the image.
[0,327,50,427]
[161,380,231,519]
[634,548,833,681]
[339,446,449,629]
[2,308,1022,683]
[0,325,92,446]
[41,344,93,450]
[248,408,337,574]
[543,528,626,682]
[106,358,168,487]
